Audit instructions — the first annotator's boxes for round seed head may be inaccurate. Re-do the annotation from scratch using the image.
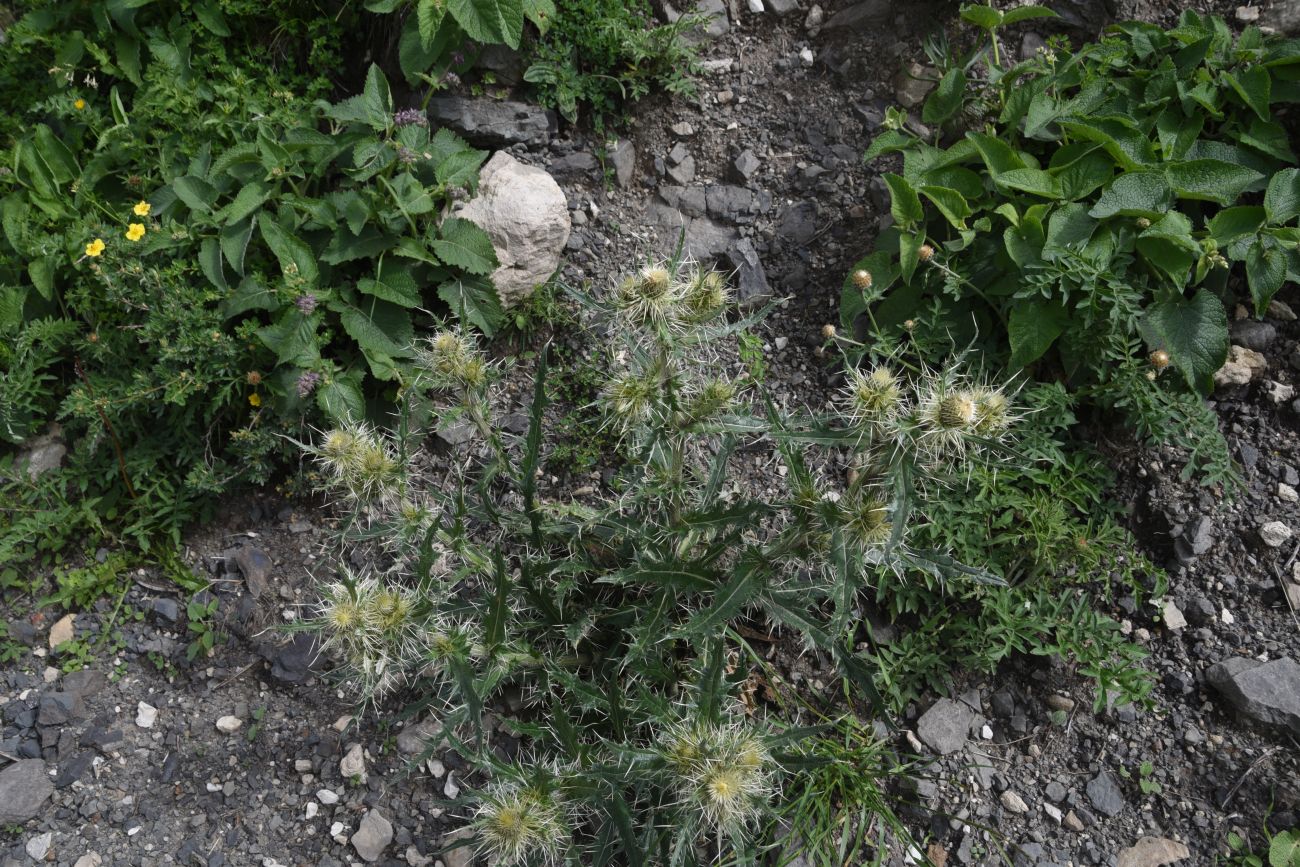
[936,392,976,430]
[474,787,567,866]
[917,243,935,261]
[852,269,873,290]
[821,323,837,339]
[843,366,902,424]
[1149,349,1170,370]
[971,387,1011,436]
[602,373,658,427]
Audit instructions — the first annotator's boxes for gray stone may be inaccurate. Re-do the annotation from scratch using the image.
[1116,836,1190,867]
[1260,521,1293,548]
[476,44,525,85]
[916,698,974,755]
[608,139,636,188]
[731,149,761,182]
[1261,1,1300,34]
[350,809,393,862]
[705,185,755,220]
[458,152,571,308]
[724,238,770,306]
[260,632,322,684]
[0,759,53,824]
[1085,771,1125,817]
[696,0,730,36]
[427,96,557,148]
[1230,319,1276,351]
[894,62,939,108]
[777,201,817,245]
[658,185,707,218]
[1185,515,1214,556]
[1206,656,1300,735]
[667,155,696,185]
[17,427,66,481]
[548,151,600,181]
[24,832,52,861]
[668,143,690,165]
[1049,0,1113,32]
[38,692,84,726]
[767,0,800,13]
[671,121,695,138]
[232,546,273,598]
[1044,781,1067,803]
[822,0,891,31]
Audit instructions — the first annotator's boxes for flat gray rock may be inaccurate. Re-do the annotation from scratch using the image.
[1086,771,1125,817]
[1207,656,1300,735]
[427,96,557,148]
[0,759,53,824]
[351,809,393,862]
[916,697,973,755]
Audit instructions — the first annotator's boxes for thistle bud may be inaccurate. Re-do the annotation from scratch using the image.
[473,786,568,866]
[971,387,1011,435]
[614,263,682,328]
[821,324,837,340]
[936,392,976,429]
[852,269,873,290]
[1135,217,1151,230]
[680,268,729,323]
[1149,349,1170,370]
[917,243,935,262]
[843,365,903,425]
[845,492,891,547]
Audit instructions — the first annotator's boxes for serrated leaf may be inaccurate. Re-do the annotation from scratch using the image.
[257,213,319,284]
[864,130,914,162]
[1165,159,1264,205]
[432,216,498,275]
[28,257,55,301]
[1247,241,1286,316]
[199,237,226,290]
[959,4,1001,29]
[362,63,393,130]
[339,299,415,359]
[359,261,422,307]
[1265,168,1300,224]
[257,309,320,366]
[1059,117,1156,170]
[316,376,364,422]
[1139,289,1229,394]
[1089,172,1173,219]
[1008,299,1067,368]
[446,0,524,49]
[173,175,218,213]
[222,181,270,226]
[417,0,446,48]
[438,274,504,335]
[435,149,487,188]
[1001,5,1057,24]
[522,0,555,33]
[967,131,1028,177]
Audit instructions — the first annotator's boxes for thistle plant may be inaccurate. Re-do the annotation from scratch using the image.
[298,258,1018,864]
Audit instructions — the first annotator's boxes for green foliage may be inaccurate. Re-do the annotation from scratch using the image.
[848,11,1300,483]
[524,0,702,127]
[1225,828,1300,867]
[185,594,222,660]
[1,2,501,546]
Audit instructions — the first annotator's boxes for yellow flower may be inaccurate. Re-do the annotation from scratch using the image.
[133,201,151,217]
[85,238,105,257]
[249,393,262,407]
[125,223,145,242]
[73,98,86,111]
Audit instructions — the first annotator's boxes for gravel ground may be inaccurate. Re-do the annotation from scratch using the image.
[5,1,1299,865]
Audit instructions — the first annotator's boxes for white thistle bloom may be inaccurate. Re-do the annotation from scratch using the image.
[472,785,568,866]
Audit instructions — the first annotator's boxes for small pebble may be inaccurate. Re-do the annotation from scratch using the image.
[136,702,158,728]
[215,715,242,734]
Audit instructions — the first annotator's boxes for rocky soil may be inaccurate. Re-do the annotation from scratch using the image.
[5,0,1300,865]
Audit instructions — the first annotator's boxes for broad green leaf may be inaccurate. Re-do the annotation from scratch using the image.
[920,185,971,228]
[28,257,55,301]
[1265,168,1300,224]
[1053,148,1114,201]
[1043,203,1096,258]
[399,13,440,82]
[1268,832,1300,867]
[257,213,320,284]
[997,168,1060,199]
[1165,159,1265,205]
[199,237,226,290]
[1008,300,1067,368]
[339,299,415,359]
[447,0,525,49]
[1001,5,1057,24]
[432,217,498,275]
[1004,215,1045,268]
[967,131,1028,177]
[840,250,899,327]
[1239,117,1297,163]
[316,375,364,422]
[193,1,230,35]
[1137,212,1198,285]
[417,0,446,47]
[33,125,79,184]
[222,181,271,226]
[1138,289,1229,394]
[1207,206,1265,245]
[1059,117,1156,170]
[1089,172,1173,219]
[388,172,435,215]
[363,64,393,129]
[1246,241,1286,316]
[359,262,422,307]
[1224,65,1271,121]
[257,309,320,366]
[522,0,555,33]
[438,274,504,335]
[173,175,218,213]
[899,232,924,284]
[435,148,487,189]
[922,68,967,125]
[959,4,1001,29]
[883,173,924,227]
[864,130,915,162]
[220,276,276,319]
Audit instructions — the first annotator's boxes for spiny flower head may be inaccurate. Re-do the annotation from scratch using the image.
[843,490,892,548]
[473,785,568,866]
[417,330,486,390]
[842,365,903,425]
[658,722,774,832]
[615,263,682,329]
[679,268,730,323]
[601,372,659,428]
[681,377,736,424]
[310,423,401,503]
[970,386,1011,436]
